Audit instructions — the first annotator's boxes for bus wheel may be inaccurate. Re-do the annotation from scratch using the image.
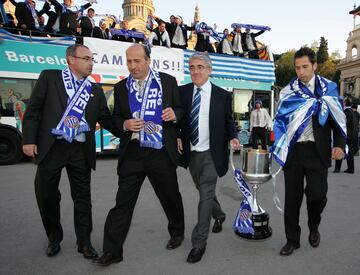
[0,129,23,165]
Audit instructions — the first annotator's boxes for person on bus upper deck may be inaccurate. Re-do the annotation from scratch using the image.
[243,28,265,59]
[230,25,245,57]
[79,7,96,37]
[22,44,120,260]
[49,0,94,36]
[92,19,110,40]
[148,21,171,47]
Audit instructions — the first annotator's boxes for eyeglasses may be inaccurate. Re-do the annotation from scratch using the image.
[72,56,95,62]
[189,65,209,72]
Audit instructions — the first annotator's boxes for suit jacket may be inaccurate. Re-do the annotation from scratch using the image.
[50,0,91,35]
[194,33,210,52]
[284,110,346,170]
[79,15,94,37]
[178,83,237,177]
[242,30,265,51]
[13,2,39,30]
[112,72,183,168]
[344,107,357,140]
[22,70,116,170]
[93,26,109,39]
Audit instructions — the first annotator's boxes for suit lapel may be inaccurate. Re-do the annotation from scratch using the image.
[209,83,217,129]
[56,72,68,109]
[185,83,194,116]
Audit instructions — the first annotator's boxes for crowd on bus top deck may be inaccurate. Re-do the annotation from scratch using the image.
[0,0,268,59]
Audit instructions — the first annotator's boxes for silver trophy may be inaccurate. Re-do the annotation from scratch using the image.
[231,146,278,239]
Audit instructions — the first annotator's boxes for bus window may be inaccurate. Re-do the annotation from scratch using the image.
[0,78,33,131]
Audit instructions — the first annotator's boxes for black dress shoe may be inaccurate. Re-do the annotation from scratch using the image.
[91,252,123,266]
[344,170,354,174]
[187,247,206,263]
[46,242,61,257]
[309,230,321,247]
[333,170,340,173]
[279,243,300,256]
[212,219,224,233]
[166,235,184,250]
[78,244,98,259]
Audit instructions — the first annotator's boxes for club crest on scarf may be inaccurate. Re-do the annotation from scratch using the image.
[127,68,163,149]
[51,68,91,142]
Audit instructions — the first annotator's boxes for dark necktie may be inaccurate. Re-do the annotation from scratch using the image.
[190,87,202,146]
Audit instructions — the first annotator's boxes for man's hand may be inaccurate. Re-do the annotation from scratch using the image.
[124,118,145,132]
[23,144,38,158]
[332,147,345,160]
[162,107,176,122]
[230,138,241,151]
[177,138,183,155]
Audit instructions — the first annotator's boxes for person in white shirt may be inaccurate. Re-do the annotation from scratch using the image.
[148,21,171,47]
[250,99,272,149]
[177,52,240,263]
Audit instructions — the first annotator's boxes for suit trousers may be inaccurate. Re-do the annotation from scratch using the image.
[103,141,185,257]
[189,150,226,249]
[252,127,267,150]
[283,142,328,245]
[34,139,92,245]
[335,138,354,172]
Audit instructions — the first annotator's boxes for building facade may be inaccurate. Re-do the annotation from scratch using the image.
[122,0,154,33]
[338,5,360,100]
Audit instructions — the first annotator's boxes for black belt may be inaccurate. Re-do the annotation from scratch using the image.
[297,141,315,144]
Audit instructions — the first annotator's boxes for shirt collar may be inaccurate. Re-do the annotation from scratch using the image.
[195,79,211,92]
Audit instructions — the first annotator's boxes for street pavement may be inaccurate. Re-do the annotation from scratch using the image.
[0,154,359,275]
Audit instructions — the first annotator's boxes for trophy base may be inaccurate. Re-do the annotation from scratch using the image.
[235,212,272,240]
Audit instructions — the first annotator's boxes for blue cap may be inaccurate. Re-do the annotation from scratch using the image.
[255,99,262,105]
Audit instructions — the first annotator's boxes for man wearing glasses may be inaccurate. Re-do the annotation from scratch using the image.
[177,52,240,263]
[22,44,118,260]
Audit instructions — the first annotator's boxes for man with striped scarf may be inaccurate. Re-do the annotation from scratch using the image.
[272,47,346,256]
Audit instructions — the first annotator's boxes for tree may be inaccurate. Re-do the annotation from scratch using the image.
[275,50,296,87]
[317,37,329,64]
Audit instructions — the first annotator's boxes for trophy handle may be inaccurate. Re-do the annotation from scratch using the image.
[229,144,243,172]
[269,154,284,214]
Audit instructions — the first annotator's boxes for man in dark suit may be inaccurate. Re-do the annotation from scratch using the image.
[22,44,117,259]
[273,47,346,256]
[334,97,356,173]
[177,52,240,263]
[79,7,95,37]
[10,0,41,34]
[243,28,265,59]
[92,44,185,267]
[92,20,109,40]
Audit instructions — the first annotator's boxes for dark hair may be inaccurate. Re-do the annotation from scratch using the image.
[352,103,358,109]
[294,47,317,65]
[344,97,352,107]
[87,8,95,13]
[66,44,89,58]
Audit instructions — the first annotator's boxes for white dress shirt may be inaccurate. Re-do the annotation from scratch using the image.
[250,107,272,131]
[191,80,212,152]
[297,75,316,142]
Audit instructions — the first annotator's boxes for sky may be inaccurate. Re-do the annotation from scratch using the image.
[34,0,358,57]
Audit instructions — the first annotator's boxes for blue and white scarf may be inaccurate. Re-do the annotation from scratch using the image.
[272,75,346,166]
[110,28,145,40]
[233,169,255,235]
[127,68,163,149]
[195,22,223,42]
[146,14,154,31]
[26,2,40,29]
[231,23,271,31]
[51,68,91,142]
